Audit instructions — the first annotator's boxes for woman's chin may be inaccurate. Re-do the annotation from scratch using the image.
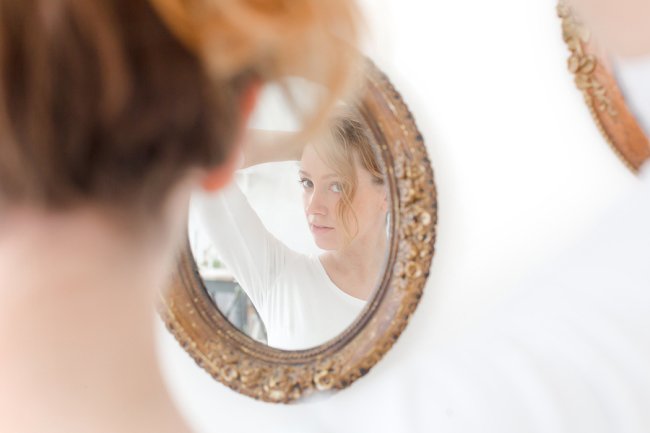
[313,238,338,251]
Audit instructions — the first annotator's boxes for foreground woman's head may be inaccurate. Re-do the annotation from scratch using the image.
[299,114,387,251]
[0,0,361,233]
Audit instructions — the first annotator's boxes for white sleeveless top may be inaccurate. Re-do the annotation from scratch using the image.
[192,182,365,350]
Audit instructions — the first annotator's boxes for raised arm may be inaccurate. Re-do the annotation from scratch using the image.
[241,129,305,168]
[192,180,294,316]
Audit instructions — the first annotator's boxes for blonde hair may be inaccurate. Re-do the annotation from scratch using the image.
[313,113,384,243]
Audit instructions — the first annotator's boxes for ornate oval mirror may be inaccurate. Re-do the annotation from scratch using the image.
[558,1,650,171]
[158,60,436,403]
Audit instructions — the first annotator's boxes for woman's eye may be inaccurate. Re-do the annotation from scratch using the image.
[299,178,313,189]
[330,182,342,193]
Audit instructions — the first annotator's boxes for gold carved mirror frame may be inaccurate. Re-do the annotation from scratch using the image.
[558,2,650,171]
[158,60,437,403]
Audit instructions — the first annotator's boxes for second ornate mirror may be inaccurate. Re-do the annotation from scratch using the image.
[159,60,436,403]
[558,1,650,171]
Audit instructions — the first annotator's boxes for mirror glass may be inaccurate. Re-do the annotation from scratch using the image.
[188,84,391,351]
[612,58,650,137]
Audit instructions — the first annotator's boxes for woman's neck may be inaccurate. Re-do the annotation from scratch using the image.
[0,208,191,433]
[321,227,388,301]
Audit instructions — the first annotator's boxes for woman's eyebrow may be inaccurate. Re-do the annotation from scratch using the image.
[299,170,339,180]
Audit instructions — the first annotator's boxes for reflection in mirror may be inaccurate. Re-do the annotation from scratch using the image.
[188,102,390,350]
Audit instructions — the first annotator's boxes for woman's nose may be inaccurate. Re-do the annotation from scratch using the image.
[306,190,327,216]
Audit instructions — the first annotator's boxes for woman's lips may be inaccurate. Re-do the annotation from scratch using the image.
[310,224,334,235]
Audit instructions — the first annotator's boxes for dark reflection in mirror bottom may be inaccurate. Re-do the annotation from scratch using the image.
[203,279,267,344]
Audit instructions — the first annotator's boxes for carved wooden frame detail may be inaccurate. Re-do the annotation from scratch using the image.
[158,60,437,403]
[558,1,650,171]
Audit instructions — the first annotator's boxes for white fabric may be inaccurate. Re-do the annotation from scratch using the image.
[192,182,365,351]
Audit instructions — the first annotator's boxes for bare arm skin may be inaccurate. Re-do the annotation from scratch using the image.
[241,130,305,168]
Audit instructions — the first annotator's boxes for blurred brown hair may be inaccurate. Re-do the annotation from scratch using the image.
[0,0,360,215]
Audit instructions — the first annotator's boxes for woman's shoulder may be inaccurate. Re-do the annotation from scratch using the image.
[271,251,324,284]
[277,249,318,270]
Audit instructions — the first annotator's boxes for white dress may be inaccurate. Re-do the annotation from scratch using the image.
[192,182,365,350]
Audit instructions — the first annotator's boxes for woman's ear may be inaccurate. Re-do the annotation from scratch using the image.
[201,81,262,191]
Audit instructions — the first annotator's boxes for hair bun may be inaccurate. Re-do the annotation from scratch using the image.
[149,0,359,79]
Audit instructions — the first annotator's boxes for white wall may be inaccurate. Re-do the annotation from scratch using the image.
[155,1,638,432]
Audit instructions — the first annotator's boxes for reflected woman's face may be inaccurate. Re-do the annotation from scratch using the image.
[299,144,386,251]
